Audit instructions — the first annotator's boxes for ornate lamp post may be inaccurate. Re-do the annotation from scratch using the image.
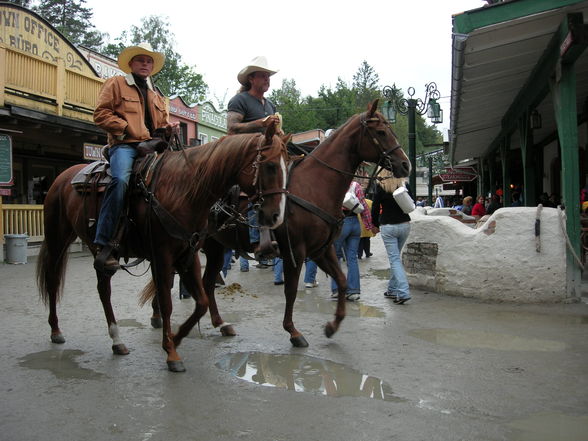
[381,83,443,194]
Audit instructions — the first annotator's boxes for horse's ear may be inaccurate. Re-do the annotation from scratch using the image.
[368,99,379,117]
[281,133,292,145]
[265,122,276,143]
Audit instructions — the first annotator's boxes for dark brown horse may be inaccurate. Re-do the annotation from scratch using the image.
[37,127,289,372]
[150,100,409,347]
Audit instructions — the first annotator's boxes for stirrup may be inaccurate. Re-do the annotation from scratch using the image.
[94,245,120,273]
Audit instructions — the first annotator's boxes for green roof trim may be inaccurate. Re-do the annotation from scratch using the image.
[453,0,586,34]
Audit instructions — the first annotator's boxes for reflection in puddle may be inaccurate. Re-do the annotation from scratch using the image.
[285,292,385,318]
[409,328,566,352]
[216,352,404,402]
[19,349,107,380]
[509,412,588,441]
[116,318,145,328]
[491,311,588,325]
[370,269,389,280]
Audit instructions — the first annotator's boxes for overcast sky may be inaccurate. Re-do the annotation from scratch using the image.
[84,0,485,139]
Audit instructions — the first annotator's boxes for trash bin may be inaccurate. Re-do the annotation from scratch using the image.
[4,234,28,264]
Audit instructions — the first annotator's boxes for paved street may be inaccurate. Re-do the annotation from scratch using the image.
[1,239,587,441]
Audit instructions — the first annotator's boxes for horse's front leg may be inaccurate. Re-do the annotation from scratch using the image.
[96,270,129,355]
[202,241,236,336]
[173,255,210,347]
[282,258,308,347]
[151,264,184,372]
[315,246,347,338]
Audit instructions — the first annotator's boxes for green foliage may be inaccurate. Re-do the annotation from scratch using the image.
[268,60,443,163]
[101,16,207,105]
[6,0,33,7]
[33,0,104,50]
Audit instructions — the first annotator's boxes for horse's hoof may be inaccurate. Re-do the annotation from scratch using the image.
[325,322,337,338]
[167,360,186,372]
[51,333,65,344]
[290,335,309,348]
[220,324,237,336]
[150,317,163,329]
[112,344,130,355]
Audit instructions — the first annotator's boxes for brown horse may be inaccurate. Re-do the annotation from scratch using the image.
[36,127,289,372]
[150,100,409,347]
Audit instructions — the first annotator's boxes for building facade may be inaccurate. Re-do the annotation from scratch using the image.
[197,102,227,144]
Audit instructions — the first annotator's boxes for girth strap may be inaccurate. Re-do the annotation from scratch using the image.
[287,193,340,226]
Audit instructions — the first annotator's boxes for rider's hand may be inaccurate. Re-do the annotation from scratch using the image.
[165,121,180,136]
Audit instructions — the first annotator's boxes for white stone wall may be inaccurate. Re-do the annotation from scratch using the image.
[404,206,568,302]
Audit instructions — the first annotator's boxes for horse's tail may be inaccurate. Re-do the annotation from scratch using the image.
[138,278,157,307]
[36,237,70,306]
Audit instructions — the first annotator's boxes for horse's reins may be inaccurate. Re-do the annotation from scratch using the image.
[246,136,289,209]
[306,112,404,182]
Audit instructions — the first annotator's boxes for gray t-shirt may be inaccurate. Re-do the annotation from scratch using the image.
[227,92,276,132]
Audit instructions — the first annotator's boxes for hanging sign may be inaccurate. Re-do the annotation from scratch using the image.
[0,134,13,185]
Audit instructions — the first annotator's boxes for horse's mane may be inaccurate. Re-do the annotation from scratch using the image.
[161,134,260,212]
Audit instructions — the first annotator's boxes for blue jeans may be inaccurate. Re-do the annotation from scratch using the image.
[248,207,259,243]
[380,222,411,299]
[222,248,233,277]
[239,257,249,271]
[273,257,283,283]
[330,216,361,294]
[304,259,318,284]
[95,144,138,246]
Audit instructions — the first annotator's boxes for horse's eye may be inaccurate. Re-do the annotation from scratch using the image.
[377,130,387,136]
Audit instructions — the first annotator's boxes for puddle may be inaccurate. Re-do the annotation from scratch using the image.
[116,319,146,328]
[216,352,404,402]
[409,328,567,352]
[275,292,385,318]
[18,349,107,380]
[491,311,588,325]
[370,269,389,280]
[509,412,588,441]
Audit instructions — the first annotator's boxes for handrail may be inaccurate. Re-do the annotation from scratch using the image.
[1,203,44,242]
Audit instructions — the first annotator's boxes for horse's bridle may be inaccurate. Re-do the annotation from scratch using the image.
[246,136,289,207]
[307,111,404,180]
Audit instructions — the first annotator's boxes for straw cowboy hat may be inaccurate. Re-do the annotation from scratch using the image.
[237,56,278,86]
[117,42,165,75]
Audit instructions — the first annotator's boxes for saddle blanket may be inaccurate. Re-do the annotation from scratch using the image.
[71,161,111,190]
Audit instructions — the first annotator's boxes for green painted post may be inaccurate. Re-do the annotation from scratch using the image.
[519,112,537,207]
[552,63,581,299]
[500,137,512,207]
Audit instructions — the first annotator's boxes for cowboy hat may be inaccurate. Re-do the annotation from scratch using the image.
[117,42,165,75]
[237,56,278,86]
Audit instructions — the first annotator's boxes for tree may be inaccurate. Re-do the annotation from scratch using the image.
[269,79,316,133]
[102,16,207,105]
[33,0,104,50]
[6,0,33,7]
[352,60,380,110]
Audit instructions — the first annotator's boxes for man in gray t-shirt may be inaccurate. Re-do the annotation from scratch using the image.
[227,56,282,135]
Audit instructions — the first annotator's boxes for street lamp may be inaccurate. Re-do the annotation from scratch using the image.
[382,82,443,194]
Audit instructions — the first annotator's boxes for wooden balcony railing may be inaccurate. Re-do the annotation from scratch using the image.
[0,203,44,242]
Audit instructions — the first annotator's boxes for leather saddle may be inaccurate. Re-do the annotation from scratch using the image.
[71,137,168,192]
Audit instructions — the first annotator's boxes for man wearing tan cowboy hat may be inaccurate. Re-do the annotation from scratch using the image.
[93,42,179,272]
[227,56,282,135]
[227,56,282,270]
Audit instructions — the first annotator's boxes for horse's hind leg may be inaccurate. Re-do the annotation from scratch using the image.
[202,241,236,336]
[37,202,76,344]
[314,246,347,338]
[96,271,129,355]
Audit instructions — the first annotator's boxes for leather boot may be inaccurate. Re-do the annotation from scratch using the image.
[94,246,120,272]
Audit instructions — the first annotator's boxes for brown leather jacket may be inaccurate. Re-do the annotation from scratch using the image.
[94,73,169,147]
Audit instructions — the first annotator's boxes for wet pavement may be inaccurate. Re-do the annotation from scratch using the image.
[1,240,588,441]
